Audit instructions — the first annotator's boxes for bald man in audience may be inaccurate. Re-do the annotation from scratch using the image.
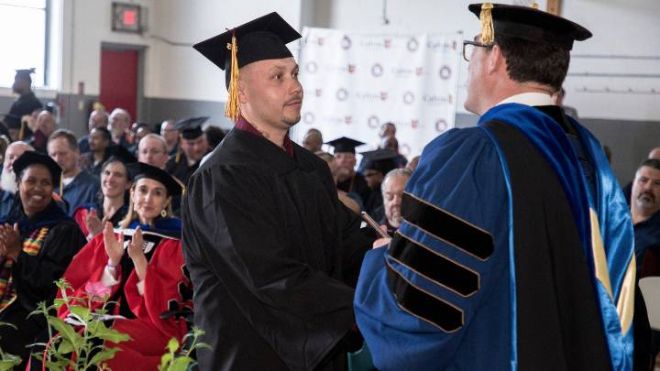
[28,110,57,153]
[138,134,169,170]
[302,128,323,153]
[648,147,660,160]
[108,108,132,148]
[79,109,109,153]
[0,142,34,217]
[160,119,179,156]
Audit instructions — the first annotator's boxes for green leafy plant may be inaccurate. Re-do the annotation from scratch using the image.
[29,278,131,370]
[158,327,209,371]
[0,322,21,371]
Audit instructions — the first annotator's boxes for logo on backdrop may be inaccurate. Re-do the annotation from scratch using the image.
[336,88,349,101]
[367,115,380,129]
[371,63,384,77]
[435,119,448,132]
[303,112,315,125]
[403,91,415,105]
[411,119,420,129]
[348,64,356,74]
[341,35,352,50]
[380,92,388,101]
[407,37,419,52]
[344,116,353,125]
[315,89,323,97]
[305,61,318,74]
[439,65,452,80]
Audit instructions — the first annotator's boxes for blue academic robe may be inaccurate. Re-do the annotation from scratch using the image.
[355,104,635,371]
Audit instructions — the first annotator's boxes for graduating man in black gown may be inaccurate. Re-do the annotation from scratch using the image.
[183,12,374,371]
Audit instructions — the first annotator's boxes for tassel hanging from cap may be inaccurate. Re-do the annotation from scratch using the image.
[480,2,495,45]
[531,2,539,9]
[225,33,240,122]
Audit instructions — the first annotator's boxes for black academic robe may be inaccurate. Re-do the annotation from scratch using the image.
[166,152,200,185]
[0,201,86,362]
[9,91,42,121]
[182,128,374,371]
[337,172,371,207]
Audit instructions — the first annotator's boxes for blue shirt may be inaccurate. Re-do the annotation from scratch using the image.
[56,170,100,216]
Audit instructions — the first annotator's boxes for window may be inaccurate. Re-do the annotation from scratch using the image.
[0,0,48,88]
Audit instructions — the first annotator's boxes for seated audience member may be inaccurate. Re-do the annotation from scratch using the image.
[0,142,34,218]
[74,148,136,240]
[204,125,226,150]
[166,117,211,185]
[316,151,362,214]
[632,159,660,274]
[48,130,100,215]
[327,136,371,205]
[378,168,411,235]
[28,110,57,154]
[360,149,399,218]
[59,162,190,370]
[138,134,169,170]
[0,151,86,365]
[108,108,133,148]
[623,147,660,203]
[80,127,112,177]
[302,128,323,153]
[79,106,109,154]
[160,119,179,156]
[129,122,152,155]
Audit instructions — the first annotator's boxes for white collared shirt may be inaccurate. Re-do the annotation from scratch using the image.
[496,92,555,107]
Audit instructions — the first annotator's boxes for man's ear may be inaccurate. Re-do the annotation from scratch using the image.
[487,44,505,75]
[237,71,249,104]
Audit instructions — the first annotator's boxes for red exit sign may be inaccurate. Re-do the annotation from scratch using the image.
[112,3,142,33]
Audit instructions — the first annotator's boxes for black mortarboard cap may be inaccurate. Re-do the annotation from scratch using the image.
[127,162,183,197]
[468,3,591,50]
[175,116,208,140]
[13,150,61,182]
[15,68,35,79]
[361,149,399,175]
[193,12,302,89]
[105,145,137,167]
[326,137,366,154]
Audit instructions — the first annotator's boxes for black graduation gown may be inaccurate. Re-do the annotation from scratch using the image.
[337,172,371,207]
[9,91,42,121]
[166,153,200,185]
[182,128,374,371]
[0,201,86,362]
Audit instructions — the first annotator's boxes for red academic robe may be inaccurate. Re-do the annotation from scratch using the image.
[58,231,191,370]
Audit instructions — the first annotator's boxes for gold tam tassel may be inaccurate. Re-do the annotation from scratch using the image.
[225,33,240,122]
[59,175,63,197]
[480,2,495,44]
[531,2,539,9]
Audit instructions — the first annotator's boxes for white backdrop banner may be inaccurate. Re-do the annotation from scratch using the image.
[295,27,462,158]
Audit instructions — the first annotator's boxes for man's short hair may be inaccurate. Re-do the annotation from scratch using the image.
[140,133,168,153]
[639,158,660,172]
[91,127,111,142]
[48,129,79,151]
[496,35,570,92]
[383,168,412,184]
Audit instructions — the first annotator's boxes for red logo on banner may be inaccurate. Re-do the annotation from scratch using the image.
[315,89,323,97]
[415,67,424,76]
[384,39,392,48]
[435,119,448,132]
[371,63,384,77]
[336,88,349,101]
[411,119,419,129]
[403,91,415,105]
[439,65,452,80]
[348,64,356,73]
[380,92,388,101]
[318,37,325,46]
[345,116,353,125]
[341,35,352,49]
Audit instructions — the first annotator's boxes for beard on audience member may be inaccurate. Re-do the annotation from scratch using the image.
[0,170,17,194]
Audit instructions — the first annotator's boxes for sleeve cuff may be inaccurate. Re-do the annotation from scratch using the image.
[101,265,120,287]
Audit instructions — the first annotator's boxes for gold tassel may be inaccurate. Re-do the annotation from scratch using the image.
[480,2,495,44]
[531,2,539,9]
[175,146,181,164]
[93,101,105,111]
[59,175,63,197]
[225,33,240,122]
[18,117,25,141]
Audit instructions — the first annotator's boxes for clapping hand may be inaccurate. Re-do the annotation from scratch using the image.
[127,227,148,281]
[85,208,106,237]
[0,223,21,259]
[103,222,124,267]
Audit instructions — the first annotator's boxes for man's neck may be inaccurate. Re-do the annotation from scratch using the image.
[63,168,81,179]
[479,82,556,114]
[93,150,105,162]
[241,114,287,148]
[631,206,658,225]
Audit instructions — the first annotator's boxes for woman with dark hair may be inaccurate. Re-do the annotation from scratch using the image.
[73,150,135,240]
[59,162,191,370]
[0,151,86,363]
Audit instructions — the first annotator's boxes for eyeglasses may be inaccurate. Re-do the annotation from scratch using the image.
[462,40,493,62]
